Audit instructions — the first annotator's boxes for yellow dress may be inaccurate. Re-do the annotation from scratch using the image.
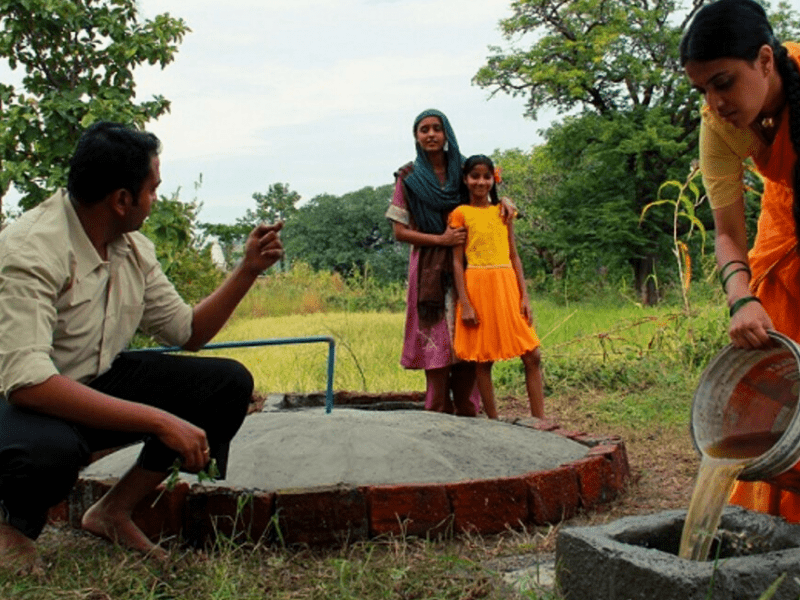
[449,204,540,362]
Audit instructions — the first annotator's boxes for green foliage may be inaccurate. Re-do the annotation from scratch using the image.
[520,109,703,303]
[493,147,560,280]
[640,162,707,312]
[199,221,251,270]
[201,182,301,271]
[239,182,301,272]
[530,294,729,428]
[328,264,407,313]
[246,182,300,224]
[232,262,349,319]
[140,192,223,306]
[283,185,407,283]
[475,0,688,120]
[476,0,800,304]
[0,0,189,210]
[231,262,405,321]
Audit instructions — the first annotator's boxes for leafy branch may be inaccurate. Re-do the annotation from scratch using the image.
[640,161,706,313]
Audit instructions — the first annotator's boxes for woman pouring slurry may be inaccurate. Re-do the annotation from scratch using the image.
[681,0,800,521]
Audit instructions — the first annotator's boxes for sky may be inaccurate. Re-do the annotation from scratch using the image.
[126,0,554,224]
[7,0,800,224]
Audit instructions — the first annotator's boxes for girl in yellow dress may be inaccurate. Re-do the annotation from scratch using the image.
[450,155,545,420]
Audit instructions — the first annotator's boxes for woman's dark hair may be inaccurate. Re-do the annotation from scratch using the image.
[461,155,500,205]
[681,0,800,248]
[67,121,161,206]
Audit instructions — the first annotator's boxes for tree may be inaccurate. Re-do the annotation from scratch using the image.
[140,192,223,306]
[246,182,300,225]
[535,108,694,301]
[493,147,564,279]
[198,222,251,271]
[0,0,189,212]
[283,185,407,283]
[475,0,800,303]
[200,182,301,271]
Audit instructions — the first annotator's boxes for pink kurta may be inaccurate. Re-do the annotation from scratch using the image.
[386,176,481,413]
[386,178,457,371]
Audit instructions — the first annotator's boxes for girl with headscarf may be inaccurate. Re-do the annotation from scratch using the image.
[682,0,800,520]
[386,109,514,415]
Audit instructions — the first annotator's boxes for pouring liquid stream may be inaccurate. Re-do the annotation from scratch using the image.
[679,431,784,561]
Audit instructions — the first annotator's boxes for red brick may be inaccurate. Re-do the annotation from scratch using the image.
[570,434,604,447]
[366,484,451,538]
[550,428,589,440]
[274,485,368,546]
[518,417,561,431]
[68,478,115,528]
[588,443,631,490]
[525,466,580,524]
[132,481,190,542]
[573,456,615,508]
[184,487,274,547]
[446,477,528,534]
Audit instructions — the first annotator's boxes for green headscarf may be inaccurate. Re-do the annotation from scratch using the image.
[403,109,464,234]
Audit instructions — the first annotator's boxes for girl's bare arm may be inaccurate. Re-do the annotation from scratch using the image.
[453,243,478,324]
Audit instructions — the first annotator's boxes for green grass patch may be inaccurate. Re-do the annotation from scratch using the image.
[210,311,423,394]
[12,528,531,600]
[200,290,729,433]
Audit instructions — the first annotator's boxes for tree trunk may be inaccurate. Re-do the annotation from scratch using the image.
[632,254,659,306]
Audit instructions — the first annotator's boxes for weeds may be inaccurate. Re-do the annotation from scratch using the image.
[9,270,746,599]
[9,529,531,600]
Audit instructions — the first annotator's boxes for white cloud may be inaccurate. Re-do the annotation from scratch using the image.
[3,0,540,222]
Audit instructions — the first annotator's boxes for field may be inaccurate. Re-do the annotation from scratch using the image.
[1,276,733,599]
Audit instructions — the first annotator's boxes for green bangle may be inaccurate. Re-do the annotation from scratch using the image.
[720,267,751,292]
[719,260,750,279]
[729,295,762,317]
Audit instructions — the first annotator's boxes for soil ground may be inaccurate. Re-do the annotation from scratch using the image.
[498,391,700,537]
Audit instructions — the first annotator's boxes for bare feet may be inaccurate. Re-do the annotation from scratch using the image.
[0,522,37,574]
[81,502,167,560]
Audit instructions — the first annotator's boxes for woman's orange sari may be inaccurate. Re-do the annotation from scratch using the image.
[729,45,800,518]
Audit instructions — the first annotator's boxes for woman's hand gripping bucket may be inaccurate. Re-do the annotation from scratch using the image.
[691,331,800,492]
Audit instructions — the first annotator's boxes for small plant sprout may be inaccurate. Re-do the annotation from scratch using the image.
[151,458,220,507]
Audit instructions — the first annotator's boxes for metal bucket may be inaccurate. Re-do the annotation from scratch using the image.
[691,331,800,483]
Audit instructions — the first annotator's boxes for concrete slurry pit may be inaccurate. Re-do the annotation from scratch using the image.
[49,392,630,548]
[556,506,800,600]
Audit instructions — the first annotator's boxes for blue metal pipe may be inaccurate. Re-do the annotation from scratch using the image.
[133,336,337,413]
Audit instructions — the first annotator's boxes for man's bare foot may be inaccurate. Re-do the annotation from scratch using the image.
[0,522,37,573]
[81,502,167,560]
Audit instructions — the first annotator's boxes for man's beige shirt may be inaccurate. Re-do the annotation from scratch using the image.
[0,190,194,395]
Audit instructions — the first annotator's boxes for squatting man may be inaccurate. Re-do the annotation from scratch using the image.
[0,121,284,568]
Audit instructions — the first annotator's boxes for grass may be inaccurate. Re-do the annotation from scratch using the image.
[5,272,736,599]
[210,311,423,394]
[212,290,727,433]
[7,526,550,599]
